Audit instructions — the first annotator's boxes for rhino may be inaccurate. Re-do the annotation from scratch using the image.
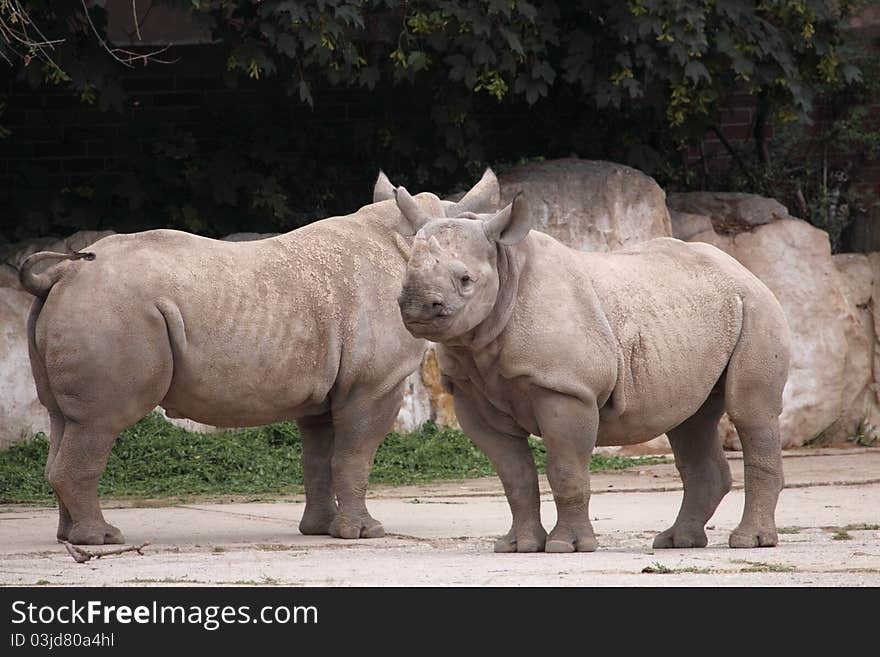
[391,188,790,553]
[18,170,500,545]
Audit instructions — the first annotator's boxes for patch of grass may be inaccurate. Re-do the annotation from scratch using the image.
[641,562,672,574]
[777,527,802,535]
[737,561,796,573]
[0,414,669,502]
[842,523,880,531]
[832,530,853,541]
[641,562,712,575]
[846,420,878,447]
[124,577,204,584]
[211,546,226,553]
[803,430,833,448]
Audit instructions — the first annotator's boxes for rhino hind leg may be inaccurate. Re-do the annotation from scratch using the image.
[297,413,339,535]
[44,411,75,542]
[46,422,124,545]
[726,419,783,548]
[39,309,174,545]
[723,298,787,549]
[28,300,74,542]
[654,390,731,549]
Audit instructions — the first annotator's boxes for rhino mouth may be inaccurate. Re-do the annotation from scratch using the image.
[401,314,454,336]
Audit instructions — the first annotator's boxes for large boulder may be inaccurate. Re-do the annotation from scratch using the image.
[499,158,673,252]
[0,287,49,448]
[824,253,879,442]
[674,192,855,447]
[669,210,713,241]
[667,192,789,233]
[393,345,459,433]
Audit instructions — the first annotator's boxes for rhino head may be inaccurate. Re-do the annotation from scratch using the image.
[394,187,533,342]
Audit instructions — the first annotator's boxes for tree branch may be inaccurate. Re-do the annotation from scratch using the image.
[710,125,752,181]
[79,0,177,67]
[63,541,151,563]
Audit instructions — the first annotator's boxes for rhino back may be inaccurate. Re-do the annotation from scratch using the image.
[582,238,756,442]
[37,214,420,427]
[500,234,758,444]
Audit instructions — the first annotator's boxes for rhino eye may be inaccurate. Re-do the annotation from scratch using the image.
[459,273,474,289]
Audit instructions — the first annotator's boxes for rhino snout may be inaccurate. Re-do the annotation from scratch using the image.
[397,288,450,324]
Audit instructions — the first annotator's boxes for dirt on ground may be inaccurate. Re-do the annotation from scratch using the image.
[1,449,879,586]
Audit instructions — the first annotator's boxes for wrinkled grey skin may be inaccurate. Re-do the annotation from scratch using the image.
[19,170,500,545]
[393,190,790,553]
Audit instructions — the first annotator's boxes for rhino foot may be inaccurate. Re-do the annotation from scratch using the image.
[56,518,73,543]
[298,510,337,536]
[66,521,125,546]
[729,525,778,548]
[653,524,709,549]
[545,525,598,553]
[494,525,547,553]
[329,515,385,539]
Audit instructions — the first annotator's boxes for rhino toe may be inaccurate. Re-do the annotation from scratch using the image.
[653,525,708,549]
[729,527,778,548]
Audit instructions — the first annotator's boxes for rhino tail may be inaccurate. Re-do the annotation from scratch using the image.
[18,250,96,298]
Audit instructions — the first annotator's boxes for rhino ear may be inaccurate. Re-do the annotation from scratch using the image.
[373,170,396,202]
[446,168,500,217]
[395,186,433,236]
[482,192,531,246]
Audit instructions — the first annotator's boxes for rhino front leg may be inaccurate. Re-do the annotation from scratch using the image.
[654,391,731,549]
[297,413,338,535]
[453,394,546,553]
[327,385,405,539]
[533,390,599,553]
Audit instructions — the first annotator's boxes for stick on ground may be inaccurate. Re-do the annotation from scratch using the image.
[63,541,151,564]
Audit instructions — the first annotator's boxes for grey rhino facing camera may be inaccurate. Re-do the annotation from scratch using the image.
[392,187,790,553]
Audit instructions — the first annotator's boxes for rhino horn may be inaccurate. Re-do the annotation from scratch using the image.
[427,235,443,258]
[373,170,396,202]
[446,168,500,217]
[395,186,433,236]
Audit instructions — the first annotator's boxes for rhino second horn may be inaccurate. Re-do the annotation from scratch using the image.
[395,186,432,236]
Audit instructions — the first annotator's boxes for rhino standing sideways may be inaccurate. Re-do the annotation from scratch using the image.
[392,189,790,553]
[19,171,500,545]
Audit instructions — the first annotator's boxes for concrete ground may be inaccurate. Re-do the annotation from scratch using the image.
[1,448,879,586]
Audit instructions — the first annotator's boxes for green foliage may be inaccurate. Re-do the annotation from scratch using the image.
[737,561,796,572]
[0,414,669,503]
[659,45,880,253]
[847,419,878,447]
[0,1,868,241]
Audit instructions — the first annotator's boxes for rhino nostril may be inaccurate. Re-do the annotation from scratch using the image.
[432,302,443,310]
